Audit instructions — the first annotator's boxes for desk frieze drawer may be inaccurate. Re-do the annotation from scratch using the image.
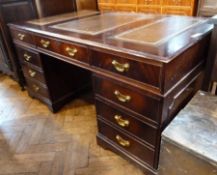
[95,99,158,147]
[26,78,50,99]
[22,64,46,84]
[59,42,89,63]
[91,51,161,88]
[97,119,156,168]
[35,35,59,52]
[93,75,161,124]
[11,28,34,45]
[16,47,42,68]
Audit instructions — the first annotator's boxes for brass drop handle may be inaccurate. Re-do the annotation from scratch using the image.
[116,135,130,147]
[18,33,25,41]
[112,60,130,73]
[40,39,50,48]
[114,90,131,103]
[23,53,31,61]
[28,69,36,78]
[114,115,130,127]
[32,85,40,92]
[65,47,78,57]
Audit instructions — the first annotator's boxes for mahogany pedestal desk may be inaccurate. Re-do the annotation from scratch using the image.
[9,11,212,175]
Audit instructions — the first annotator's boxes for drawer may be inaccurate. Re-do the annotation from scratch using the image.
[116,0,137,4]
[59,42,89,63]
[162,7,192,16]
[10,28,34,45]
[22,64,46,84]
[26,78,50,99]
[96,99,158,147]
[16,47,42,68]
[98,0,116,3]
[93,75,161,124]
[137,5,161,14]
[91,51,161,88]
[138,0,161,5]
[163,0,193,7]
[35,35,59,52]
[98,119,155,167]
[115,5,137,12]
[99,4,115,11]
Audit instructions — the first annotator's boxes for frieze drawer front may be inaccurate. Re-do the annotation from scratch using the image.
[59,42,89,64]
[11,29,34,45]
[97,119,156,168]
[95,99,158,147]
[16,47,42,68]
[93,75,161,124]
[22,64,46,84]
[35,35,59,52]
[91,50,162,88]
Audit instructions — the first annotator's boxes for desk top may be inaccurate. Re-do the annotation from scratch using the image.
[9,10,213,63]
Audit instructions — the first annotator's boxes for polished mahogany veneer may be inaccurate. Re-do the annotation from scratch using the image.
[9,11,212,175]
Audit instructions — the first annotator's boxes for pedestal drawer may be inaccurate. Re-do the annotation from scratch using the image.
[96,99,158,147]
[97,119,155,168]
[26,78,50,99]
[93,75,161,124]
[16,47,42,68]
[91,50,161,88]
[22,64,46,84]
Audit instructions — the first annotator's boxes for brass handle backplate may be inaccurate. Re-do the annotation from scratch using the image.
[28,69,36,78]
[65,47,78,57]
[114,115,130,127]
[24,53,31,61]
[112,60,130,73]
[114,90,131,103]
[40,39,50,48]
[18,33,25,41]
[116,135,130,147]
[32,85,40,92]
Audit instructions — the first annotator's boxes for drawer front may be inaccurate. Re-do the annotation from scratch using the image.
[16,47,42,68]
[115,5,137,12]
[98,0,116,3]
[93,75,161,124]
[35,35,59,52]
[11,29,34,45]
[116,0,137,4]
[99,4,115,11]
[163,0,193,7]
[138,0,161,5]
[98,119,155,167]
[162,7,192,16]
[91,51,161,88]
[96,99,158,147]
[59,42,89,63]
[137,6,161,14]
[22,64,46,84]
[26,78,50,99]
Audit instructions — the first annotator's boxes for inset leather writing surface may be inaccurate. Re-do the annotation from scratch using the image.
[115,16,201,45]
[51,13,148,35]
[28,10,99,26]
